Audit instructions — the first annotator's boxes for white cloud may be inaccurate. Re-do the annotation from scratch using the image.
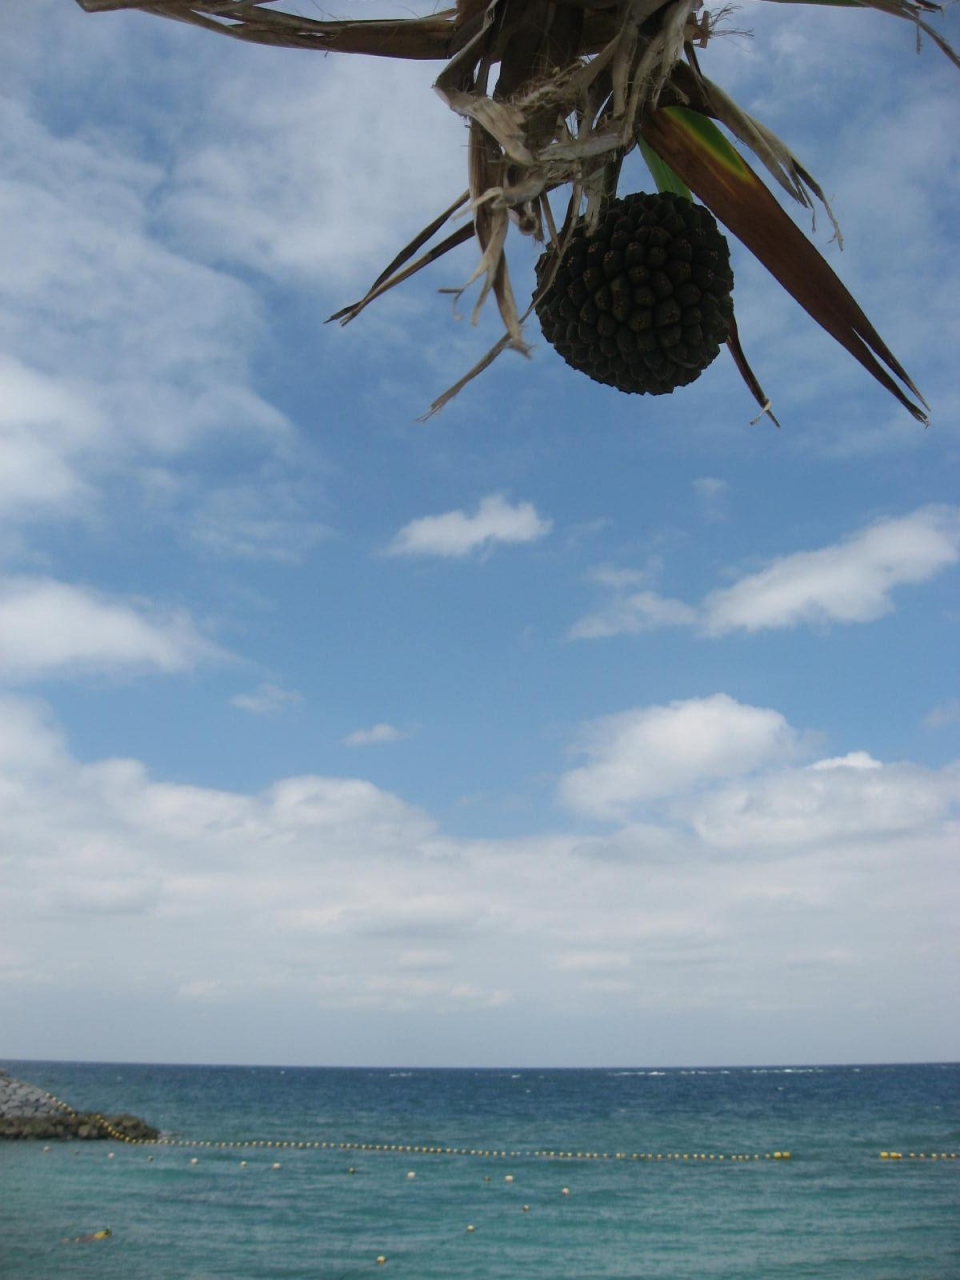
[810,752,882,772]
[0,82,302,548]
[924,699,960,729]
[230,683,302,716]
[159,51,465,287]
[588,566,655,590]
[0,577,222,682]
[342,723,409,748]
[386,494,552,559]
[570,507,960,640]
[0,694,69,772]
[558,695,800,820]
[684,758,960,852]
[693,478,727,501]
[703,507,960,635]
[177,980,225,1002]
[395,950,454,972]
[692,476,729,523]
[0,696,957,1059]
[554,951,630,973]
[569,591,697,640]
[191,483,332,563]
[0,354,101,524]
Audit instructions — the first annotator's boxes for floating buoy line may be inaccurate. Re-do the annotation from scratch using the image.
[879,1151,959,1161]
[149,1139,799,1162]
[33,1092,959,1166]
[69,1127,960,1165]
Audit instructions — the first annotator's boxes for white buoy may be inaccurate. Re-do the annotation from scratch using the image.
[505,1175,514,1184]
[407,1171,416,1180]
[561,1187,570,1197]
[190,1157,199,1165]
[466,1225,475,1234]
[271,1162,282,1170]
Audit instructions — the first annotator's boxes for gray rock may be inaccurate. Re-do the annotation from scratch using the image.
[0,1070,159,1141]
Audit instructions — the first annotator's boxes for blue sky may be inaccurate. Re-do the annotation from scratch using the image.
[1,0,958,1068]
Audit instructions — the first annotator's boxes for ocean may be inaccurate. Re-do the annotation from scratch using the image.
[1,1061,957,1280]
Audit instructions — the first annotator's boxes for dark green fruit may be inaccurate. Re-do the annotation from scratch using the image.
[534,192,734,395]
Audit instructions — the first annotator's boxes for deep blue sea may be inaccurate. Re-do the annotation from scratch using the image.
[1,1061,958,1280]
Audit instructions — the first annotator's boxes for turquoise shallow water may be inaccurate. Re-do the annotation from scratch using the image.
[1,1062,958,1279]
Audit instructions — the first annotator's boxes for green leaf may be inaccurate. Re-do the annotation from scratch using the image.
[661,109,751,178]
[639,106,928,423]
[637,137,692,200]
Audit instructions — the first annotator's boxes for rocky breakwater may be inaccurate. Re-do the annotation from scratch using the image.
[0,1069,159,1142]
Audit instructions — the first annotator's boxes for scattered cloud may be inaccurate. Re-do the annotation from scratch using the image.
[703,507,960,635]
[158,48,465,288]
[924,699,960,729]
[395,950,454,972]
[692,476,729,522]
[683,757,959,852]
[386,494,552,559]
[0,577,222,682]
[342,723,410,748]
[0,354,101,525]
[0,696,956,1050]
[177,980,225,1002]
[558,694,801,820]
[810,752,881,772]
[2,2,958,1063]
[588,566,657,590]
[554,951,631,973]
[0,74,305,556]
[570,507,960,640]
[569,590,697,640]
[230,683,302,716]
[190,483,332,563]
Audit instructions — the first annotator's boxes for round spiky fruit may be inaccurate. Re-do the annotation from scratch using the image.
[534,191,734,395]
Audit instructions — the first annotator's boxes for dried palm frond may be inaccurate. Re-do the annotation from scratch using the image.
[76,0,958,422]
